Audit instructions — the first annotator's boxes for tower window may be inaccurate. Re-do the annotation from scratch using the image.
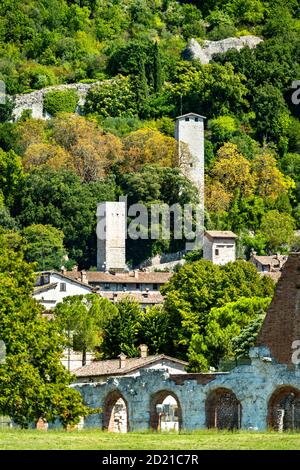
[190,163,193,167]
[185,117,190,122]
[60,282,66,292]
[215,249,219,256]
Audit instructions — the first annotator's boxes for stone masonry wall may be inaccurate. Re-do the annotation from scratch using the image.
[70,346,300,432]
[12,81,102,120]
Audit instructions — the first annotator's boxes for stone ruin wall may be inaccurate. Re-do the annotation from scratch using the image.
[68,346,300,433]
[12,35,262,120]
[185,36,263,64]
[12,81,102,120]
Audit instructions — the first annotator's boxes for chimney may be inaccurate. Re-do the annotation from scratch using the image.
[81,270,88,284]
[118,352,127,369]
[72,265,78,273]
[61,266,67,275]
[139,344,148,358]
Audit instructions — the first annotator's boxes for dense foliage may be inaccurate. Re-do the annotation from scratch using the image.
[1,0,297,419]
[0,0,299,267]
[62,260,274,371]
[0,231,90,427]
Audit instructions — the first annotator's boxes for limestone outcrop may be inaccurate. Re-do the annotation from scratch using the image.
[185,36,263,64]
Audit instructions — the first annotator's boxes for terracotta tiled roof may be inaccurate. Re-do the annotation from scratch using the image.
[251,255,287,267]
[257,254,300,364]
[205,230,237,239]
[66,271,173,284]
[36,271,95,291]
[74,355,188,378]
[100,292,164,305]
[34,283,58,294]
[176,112,206,120]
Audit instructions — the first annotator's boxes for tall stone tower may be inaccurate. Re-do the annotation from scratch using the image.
[96,202,126,272]
[175,113,206,208]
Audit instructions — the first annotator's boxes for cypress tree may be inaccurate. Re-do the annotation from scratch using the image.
[153,41,163,93]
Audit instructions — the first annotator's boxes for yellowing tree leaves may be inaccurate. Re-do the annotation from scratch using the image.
[122,128,178,172]
[23,144,71,171]
[212,143,256,197]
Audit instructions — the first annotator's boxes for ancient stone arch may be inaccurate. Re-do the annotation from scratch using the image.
[206,388,242,430]
[103,390,129,433]
[268,386,300,431]
[150,390,182,431]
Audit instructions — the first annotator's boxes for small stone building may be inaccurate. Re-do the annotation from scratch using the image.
[250,253,287,273]
[71,254,300,432]
[203,231,237,265]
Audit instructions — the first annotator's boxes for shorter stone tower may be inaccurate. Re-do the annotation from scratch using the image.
[96,202,126,272]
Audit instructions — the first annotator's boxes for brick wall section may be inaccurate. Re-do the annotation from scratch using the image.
[170,373,224,385]
[257,254,300,364]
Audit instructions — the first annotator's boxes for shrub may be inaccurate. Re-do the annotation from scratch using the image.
[43,89,79,116]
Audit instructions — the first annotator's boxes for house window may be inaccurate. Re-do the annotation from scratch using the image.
[60,282,66,292]
[190,163,193,167]
[195,117,199,122]
[136,283,140,289]
[215,249,219,256]
[185,117,190,122]
[153,283,158,290]
[104,283,110,290]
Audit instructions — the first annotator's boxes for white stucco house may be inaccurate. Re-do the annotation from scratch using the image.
[33,271,95,310]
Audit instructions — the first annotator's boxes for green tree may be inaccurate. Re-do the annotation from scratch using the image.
[259,210,295,252]
[0,231,89,427]
[209,115,238,149]
[0,148,23,207]
[161,260,274,361]
[12,168,116,268]
[252,84,290,144]
[140,306,173,355]
[232,316,264,359]
[84,76,137,118]
[101,299,142,358]
[152,41,163,93]
[0,96,15,123]
[54,294,118,365]
[43,89,79,116]
[187,296,271,371]
[23,224,67,271]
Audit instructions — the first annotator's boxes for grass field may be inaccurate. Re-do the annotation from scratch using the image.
[0,429,300,450]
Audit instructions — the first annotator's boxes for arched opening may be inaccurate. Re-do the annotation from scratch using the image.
[150,390,182,431]
[206,388,242,430]
[268,386,300,431]
[103,390,128,433]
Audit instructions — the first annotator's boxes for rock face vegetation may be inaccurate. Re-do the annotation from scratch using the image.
[0,0,300,421]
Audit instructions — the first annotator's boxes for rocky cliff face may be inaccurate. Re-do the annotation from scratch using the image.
[185,36,263,64]
[12,81,101,120]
